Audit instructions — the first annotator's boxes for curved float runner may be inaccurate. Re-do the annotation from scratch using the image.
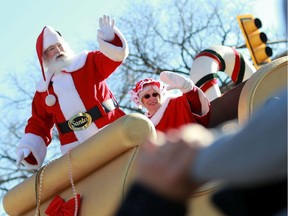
[2,54,287,216]
[190,45,256,101]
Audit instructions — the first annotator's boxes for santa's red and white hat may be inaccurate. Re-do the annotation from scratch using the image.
[36,26,65,106]
[130,78,165,108]
[36,26,65,82]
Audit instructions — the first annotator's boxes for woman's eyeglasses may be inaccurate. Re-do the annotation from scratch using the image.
[143,93,160,99]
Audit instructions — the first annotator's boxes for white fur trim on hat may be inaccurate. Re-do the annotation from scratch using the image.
[43,26,65,52]
[17,133,47,170]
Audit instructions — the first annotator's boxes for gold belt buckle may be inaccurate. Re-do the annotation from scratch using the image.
[68,112,92,131]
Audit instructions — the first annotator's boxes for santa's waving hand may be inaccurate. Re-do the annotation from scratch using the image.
[97,15,128,62]
[98,15,115,41]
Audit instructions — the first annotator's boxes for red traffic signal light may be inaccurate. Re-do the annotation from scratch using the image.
[237,14,273,69]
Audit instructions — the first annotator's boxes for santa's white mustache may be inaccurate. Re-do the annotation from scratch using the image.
[55,52,66,60]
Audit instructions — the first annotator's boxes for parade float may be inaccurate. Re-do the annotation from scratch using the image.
[2,14,287,216]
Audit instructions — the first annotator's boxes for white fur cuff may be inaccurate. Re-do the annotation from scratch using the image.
[97,27,129,62]
[17,133,47,170]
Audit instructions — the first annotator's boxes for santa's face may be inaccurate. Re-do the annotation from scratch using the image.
[44,43,65,61]
[141,86,162,115]
[43,43,73,73]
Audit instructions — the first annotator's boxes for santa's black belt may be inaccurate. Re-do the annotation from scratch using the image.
[58,102,116,134]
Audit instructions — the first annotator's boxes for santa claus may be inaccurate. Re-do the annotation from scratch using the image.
[16,15,129,170]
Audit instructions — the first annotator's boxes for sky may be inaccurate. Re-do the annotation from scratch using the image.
[0,0,285,79]
[0,0,127,75]
[0,0,285,215]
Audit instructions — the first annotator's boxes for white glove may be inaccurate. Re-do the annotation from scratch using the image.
[97,15,115,42]
[160,71,194,93]
[16,148,31,167]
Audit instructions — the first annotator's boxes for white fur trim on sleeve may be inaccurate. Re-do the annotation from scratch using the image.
[17,133,47,170]
[197,88,210,115]
[97,26,129,62]
[148,96,172,127]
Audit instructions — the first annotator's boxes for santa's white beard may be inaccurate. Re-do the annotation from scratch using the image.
[45,51,75,75]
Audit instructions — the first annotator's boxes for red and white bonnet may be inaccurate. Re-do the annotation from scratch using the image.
[130,78,165,108]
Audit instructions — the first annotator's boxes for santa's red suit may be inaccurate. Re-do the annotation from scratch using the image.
[149,86,210,132]
[17,22,128,169]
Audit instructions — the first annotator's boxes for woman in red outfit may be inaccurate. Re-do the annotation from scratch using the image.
[130,71,211,133]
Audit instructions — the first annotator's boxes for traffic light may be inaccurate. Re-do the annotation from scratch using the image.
[237,14,273,69]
